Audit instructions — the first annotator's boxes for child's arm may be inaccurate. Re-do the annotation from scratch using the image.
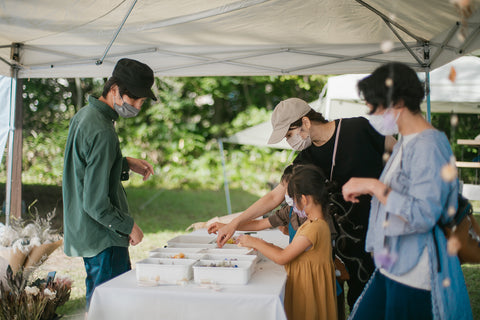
[209,218,273,232]
[237,234,311,265]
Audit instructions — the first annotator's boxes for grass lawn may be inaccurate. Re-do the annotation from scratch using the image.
[7,185,480,319]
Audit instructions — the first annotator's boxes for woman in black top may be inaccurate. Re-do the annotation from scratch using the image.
[210,97,395,310]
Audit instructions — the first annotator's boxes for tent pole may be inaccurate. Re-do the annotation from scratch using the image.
[424,43,431,123]
[5,66,22,224]
[96,0,138,65]
[218,139,232,215]
[425,68,431,123]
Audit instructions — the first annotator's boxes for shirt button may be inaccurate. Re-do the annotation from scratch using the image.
[109,225,112,228]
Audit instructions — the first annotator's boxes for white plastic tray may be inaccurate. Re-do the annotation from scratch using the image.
[150,252,205,260]
[193,259,254,285]
[200,248,255,255]
[135,258,196,284]
[167,235,216,246]
[200,253,258,264]
[149,247,203,256]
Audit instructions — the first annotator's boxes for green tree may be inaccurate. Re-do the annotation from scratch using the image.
[7,75,326,192]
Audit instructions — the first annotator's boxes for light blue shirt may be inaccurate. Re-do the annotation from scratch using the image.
[363,129,472,320]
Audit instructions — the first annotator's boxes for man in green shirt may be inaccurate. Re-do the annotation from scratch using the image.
[62,58,156,310]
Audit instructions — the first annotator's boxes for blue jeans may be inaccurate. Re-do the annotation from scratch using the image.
[351,271,433,320]
[83,246,131,310]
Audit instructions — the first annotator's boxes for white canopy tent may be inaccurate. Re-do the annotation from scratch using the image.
[2,0,480,219]
[2,0,480,78]
[319,55,480,120]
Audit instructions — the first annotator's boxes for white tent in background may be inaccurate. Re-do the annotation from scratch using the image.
[220,98,325,213]
[0,76,11,165]
[223,122,291,150]
[219,122,293,214]
[319,56,480,120]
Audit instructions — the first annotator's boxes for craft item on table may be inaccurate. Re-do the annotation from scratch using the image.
[197,259,239,268]
[225,236,238,244]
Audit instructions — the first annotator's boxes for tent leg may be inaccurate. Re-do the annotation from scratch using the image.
[5,67,22,224]
[425,67,431,123]
[218,139,232,215]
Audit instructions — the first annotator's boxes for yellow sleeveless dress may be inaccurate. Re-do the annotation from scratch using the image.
[284,219,337,320]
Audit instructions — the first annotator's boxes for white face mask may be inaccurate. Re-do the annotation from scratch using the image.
[285,194,294,207]
[285,194,307,219]
[286,133,312,151]
[368,108,399,136]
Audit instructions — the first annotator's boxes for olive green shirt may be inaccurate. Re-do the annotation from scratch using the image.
[63,96,133,257]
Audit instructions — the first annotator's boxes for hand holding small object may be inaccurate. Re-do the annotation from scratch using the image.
[207,222,225,234]
[237,234,255,248]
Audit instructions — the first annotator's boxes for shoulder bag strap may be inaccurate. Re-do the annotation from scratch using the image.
[330,119,342,181]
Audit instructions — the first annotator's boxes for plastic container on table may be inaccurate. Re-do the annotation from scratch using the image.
[167,235,217,248]
[149,252,205,260]
[192,259,254,285]
[200,253,258,264]
[200,247,255,255]
[135,258,196,284]
[149,247,203,256]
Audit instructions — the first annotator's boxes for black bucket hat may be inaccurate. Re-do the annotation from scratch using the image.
[113,58,157,101]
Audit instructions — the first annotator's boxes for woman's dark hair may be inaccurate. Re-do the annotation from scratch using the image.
[289,109,328,129]
[357,62,425,114]
[287,164,331,211]
[102,76,141,99]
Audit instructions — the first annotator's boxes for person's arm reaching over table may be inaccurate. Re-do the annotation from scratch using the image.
[210,183,286,247]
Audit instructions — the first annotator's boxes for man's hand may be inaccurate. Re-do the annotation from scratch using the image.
[126,157,154,181]
[129,222,144,246]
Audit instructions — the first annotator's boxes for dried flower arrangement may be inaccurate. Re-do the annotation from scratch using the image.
[0,208,62,273]
[0,266,72,320]
[0,206,70,320]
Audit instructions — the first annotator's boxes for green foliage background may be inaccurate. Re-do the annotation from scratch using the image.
[2,75,480,191]
[7,75,329,194]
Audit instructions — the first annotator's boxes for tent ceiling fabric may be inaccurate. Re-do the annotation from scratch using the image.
[1,0,480,78]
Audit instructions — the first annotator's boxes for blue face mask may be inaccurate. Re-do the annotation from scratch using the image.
[114,96,139,118]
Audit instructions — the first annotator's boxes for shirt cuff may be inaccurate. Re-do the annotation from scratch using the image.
[112,215,135,236]
[121,157,130,181]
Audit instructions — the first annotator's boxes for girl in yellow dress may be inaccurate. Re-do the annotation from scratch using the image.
[238,164,337,320]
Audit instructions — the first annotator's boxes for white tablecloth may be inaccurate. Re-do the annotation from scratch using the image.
[88,229,289,320]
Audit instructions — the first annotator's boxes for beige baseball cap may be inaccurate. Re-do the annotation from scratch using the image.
[268,98,312,144]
